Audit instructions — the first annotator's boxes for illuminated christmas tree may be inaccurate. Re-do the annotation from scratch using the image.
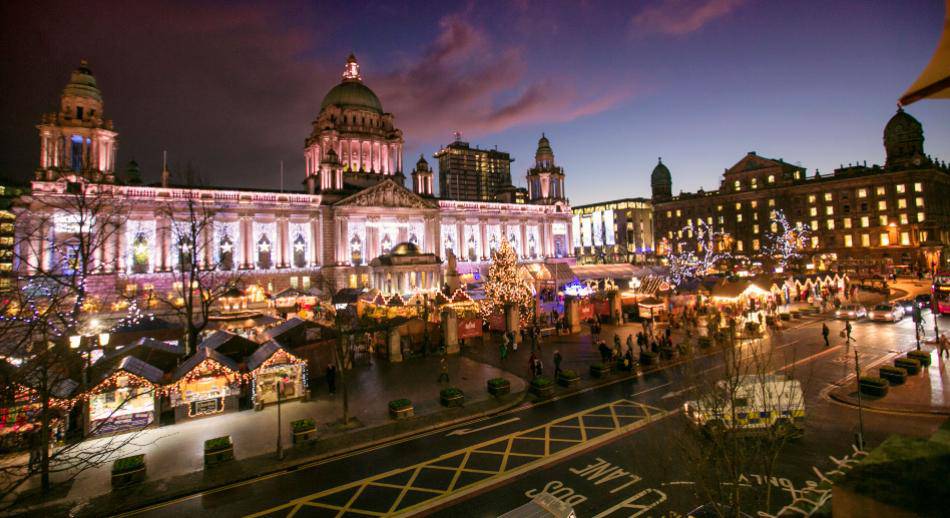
[765,209,810,270]
[481,239,534,321]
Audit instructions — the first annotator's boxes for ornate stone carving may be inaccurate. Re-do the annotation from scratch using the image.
[334,180,437,209]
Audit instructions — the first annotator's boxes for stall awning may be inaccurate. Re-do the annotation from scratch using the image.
[570,263,637,281]
[173,346,239,382]
[900,0,950,105]
[247,340,304,372]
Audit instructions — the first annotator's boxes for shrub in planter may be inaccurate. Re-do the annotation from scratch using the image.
[744,322,759,334]
[790,311,802,319]
[389,398,414,419]
[558,369,580,387]
[894,357,921,375]
[530,376,555,398]
[640,351,658,365]
[111,454,145,488]
[487,377,510,396]
[291,418,317,444]
[858,376,889,397]
[878,365,907,385]
[204,436,234,467]
[780,313,791,321]
[907,350,931,367]
[589,362,611,378]
[698,336,712,349]
[659,345,675,360]
[440,387,465,407]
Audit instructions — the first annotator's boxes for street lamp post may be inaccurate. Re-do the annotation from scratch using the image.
[854,348,865,450]
[276,377,286,460]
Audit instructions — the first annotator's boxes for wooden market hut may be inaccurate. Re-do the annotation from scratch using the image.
[247,341,308,406]
[170,346,243,420]
[86,356,163,436]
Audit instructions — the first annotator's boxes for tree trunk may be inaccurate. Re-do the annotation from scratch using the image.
[40,381,51,495]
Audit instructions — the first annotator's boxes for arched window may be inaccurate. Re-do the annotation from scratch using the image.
[257,234,273,270]
[293,234,307,268]
[218,235,234,271]
[381,234,392,255]
[528,234,537,259]
[444,234,455,256]
[467,235,478,262]
[350,235,363,266]
[177,235,193,271]
[132,233,150,274]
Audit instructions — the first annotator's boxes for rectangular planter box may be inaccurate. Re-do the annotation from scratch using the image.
[111,455,146,489]
[659,348,674,360]
[440,394,465,407]
[879,368,906,385]
[204,440,234,467]
[780,313,791,321]
[530,384,555,398]
[859,381,888,397]
[557,375,580,387]
[589,365,611,378]
[390,406,414,420]
[640,352,657,366]
[907,351,931,367]
[487,381,510,397]
[895,358,921,375]
[292,427,317,444]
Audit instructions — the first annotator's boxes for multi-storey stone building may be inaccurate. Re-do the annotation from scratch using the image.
[652,110,950,273]
[434,138,515,202]
[17,58,575,301]
[571,198,654,264]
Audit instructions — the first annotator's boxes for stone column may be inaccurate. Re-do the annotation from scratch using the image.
[609,291,623,324]
[442,308,459,354]
[505,305,521,343]
[480,222,488,260]
[564,297,582,333]
[311,216,321,266]
[388,328,403,362]
[520,222,528,260]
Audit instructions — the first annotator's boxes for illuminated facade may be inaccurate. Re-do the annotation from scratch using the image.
[17,59,574,300]
[571,198,654,264]
[652,109,950,273]
[434,137,516,202]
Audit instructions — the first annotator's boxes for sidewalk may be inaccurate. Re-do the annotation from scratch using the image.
[830,348,950,416]
[6,353,526,515]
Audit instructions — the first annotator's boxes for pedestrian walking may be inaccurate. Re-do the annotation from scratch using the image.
[510,331,519,351]
[529,352,538,377]
[598,340,611,363]
[553,350,563,378]
[939,333,949,359]
[626,334,634,353]
[822,322,830,347]
[438,355,450,383]
[533,357,543,377]
[500,340,509,362]
[326,363,337,395]
[845,320,854,342]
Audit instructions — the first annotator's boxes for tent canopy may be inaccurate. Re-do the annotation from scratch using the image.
[900,0,950,105]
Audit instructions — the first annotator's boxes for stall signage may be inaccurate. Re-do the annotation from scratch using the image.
[458,318,483,339]
[91,411,152,435]
[488,312,506,331]
[192,398,221,416]
[578,303,594,320]
[593,299,611,316]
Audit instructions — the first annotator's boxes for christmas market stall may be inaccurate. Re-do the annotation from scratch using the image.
[170,347,243,420]
[248,341,308,406]
[0,366,77,451]
[637,296,666,320]
[200,331,261,365]
[97,337,185,374]
[86,356,163,436]
[263,317,323,349]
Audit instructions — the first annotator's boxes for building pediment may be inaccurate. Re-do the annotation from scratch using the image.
[333,179,437,209]
[726,154,781,175]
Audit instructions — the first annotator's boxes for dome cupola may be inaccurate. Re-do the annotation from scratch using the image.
[651,157,672,200]
[319,54,384,114]
[884,107,926,169]
[535,133,554,166]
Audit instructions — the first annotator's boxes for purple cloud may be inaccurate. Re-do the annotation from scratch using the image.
[630,0,747,36]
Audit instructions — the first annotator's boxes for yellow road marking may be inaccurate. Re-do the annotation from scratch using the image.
[245,400,670,518]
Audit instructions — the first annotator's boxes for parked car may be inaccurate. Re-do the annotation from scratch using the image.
[915,294,933,311]
[835,304,867,320]
[868,303,904,322]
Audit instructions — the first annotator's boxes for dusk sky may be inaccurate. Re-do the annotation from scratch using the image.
[2,0,948,205]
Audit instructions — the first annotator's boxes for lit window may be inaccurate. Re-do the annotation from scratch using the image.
[811,236,819,248]
[753,224,759,233]
[861,234,870,247]
[824,193,832,201]
[686,218,692,226]
[735,202,742,210]
[811,219,819,230]
[920,231,929,242]
[900,213,908,225]
[668,231,673,238]
[857,189,867,198]
[809,207,818,216]
[753,212,758,221]
[753,239,760,250]
[736,240,744,252]
[768,198,775,207]
[751,178,758,189]
[751,200,758,208]
[794,171,802,180]
[844,235,853,247]
[717,205,723,212]
[676,209,682,217]
[897,199,907,209]
[737,214,743,222]
[914,182,923,193]
[826,219,835,230]
[843,218,852,229]
[900,232,910,246]
[880,233,889,246]
[860,216,869,228]
[915,197,924,207]
[808,194,816,204]
[734,180,741,191]
[767,175,775,184]
[717,216,724,224]
[666,211,671,217]
[917,212,925,222]
[879,215,888,226]
[707,216,712,224]
[877,200,886,211]
[825,206,834,215]
[876,186,885,196]
[770,222,778,232]
[896,184,906,194]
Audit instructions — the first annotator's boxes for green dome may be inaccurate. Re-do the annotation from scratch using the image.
[320,81,383,114]
[63,60,102,102]
[651,158,671,184]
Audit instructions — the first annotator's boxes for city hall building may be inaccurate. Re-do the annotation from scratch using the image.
[651,109,950,273]
[18,57,574,299]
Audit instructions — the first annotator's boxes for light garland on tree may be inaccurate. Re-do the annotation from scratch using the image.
[765,209,810,270]
[480,239,534,323]
[666,219,731,286]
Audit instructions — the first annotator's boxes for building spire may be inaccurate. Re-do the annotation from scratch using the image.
[342,53,361,82]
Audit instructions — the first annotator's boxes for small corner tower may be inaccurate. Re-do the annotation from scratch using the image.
[884,107,927,170]
[36,60,119,183]
[650,157,672,201]
[412,154,433,196]
[525,133,566,204]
